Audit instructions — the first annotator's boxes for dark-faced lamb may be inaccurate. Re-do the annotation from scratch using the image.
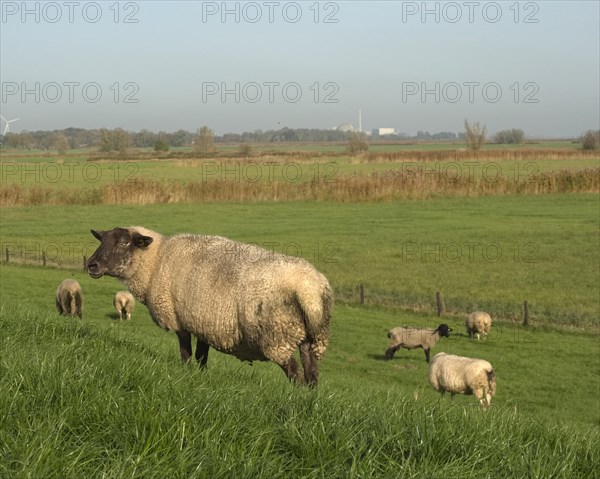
[466,311,492,340]
[55,279,83,319]
[114,291,135,320]
[87,226,333,387]
[428,352,496,407]
[384,323,452,362]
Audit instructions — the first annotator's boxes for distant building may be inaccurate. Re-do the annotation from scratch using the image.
[372,128,395,136]
[371,128,396,138]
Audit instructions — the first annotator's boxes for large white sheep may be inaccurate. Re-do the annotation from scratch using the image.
[428,352,496,407]
[466,311,492,340]
[114,291,135,321]
[384,323,452,362]
[87,226,333,387]
[55,279,83,319]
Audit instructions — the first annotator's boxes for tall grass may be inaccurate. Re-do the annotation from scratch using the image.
[0,304,597,478]
[1,167,598,207]
[362,148,598,162]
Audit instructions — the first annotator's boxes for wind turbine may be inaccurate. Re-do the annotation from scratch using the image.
[1,116,20,135]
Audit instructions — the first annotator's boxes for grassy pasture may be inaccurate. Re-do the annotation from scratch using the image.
[1,196,598,327]
[0,274,598,477]
[0,143,598,477]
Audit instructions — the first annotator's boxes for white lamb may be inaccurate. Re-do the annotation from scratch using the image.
[466,311,492,340]
[114,291,135,321]
[428,352,496,407]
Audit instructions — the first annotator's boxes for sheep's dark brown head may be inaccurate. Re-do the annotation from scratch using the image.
[87,227,153,279]
[436,324,452,338]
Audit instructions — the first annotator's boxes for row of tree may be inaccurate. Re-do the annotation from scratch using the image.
[0,126,466,150]
[1,125,598,152]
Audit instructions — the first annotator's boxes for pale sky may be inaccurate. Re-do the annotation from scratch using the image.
[1,0,599,137]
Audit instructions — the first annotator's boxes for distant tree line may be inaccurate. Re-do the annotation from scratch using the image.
[0,126,465,151]
[2,125,597,151]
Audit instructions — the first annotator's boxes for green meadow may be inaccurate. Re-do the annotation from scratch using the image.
[0,143,599,477]
[1,196,598,327]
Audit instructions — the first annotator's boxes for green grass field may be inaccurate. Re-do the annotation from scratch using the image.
[0,281,598,477]
[0,143,599,477]
[1,195,598,327]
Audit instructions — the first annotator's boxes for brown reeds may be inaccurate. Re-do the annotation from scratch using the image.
[362,149,598,163]
[1,167,598,207]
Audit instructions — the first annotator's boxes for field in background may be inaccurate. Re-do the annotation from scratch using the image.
[0,138,586,158]
[1,143,598,206]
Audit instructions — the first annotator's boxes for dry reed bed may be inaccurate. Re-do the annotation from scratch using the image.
[1,168,598,207]
[84,148,599,164]
[362,149,599,163]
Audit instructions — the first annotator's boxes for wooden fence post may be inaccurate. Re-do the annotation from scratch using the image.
[523,300,529,326]
[436,291,444,316]
[359,283,365,305]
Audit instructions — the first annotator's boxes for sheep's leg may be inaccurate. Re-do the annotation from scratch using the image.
[477,388,492,408]
[56,298,63,315]
[299,342,318,388]
[195,338,210,368]
[384,344,400,360]
[424,348,431,363]
[75,292,83,319]
[475,389,485,407]
[176,330,193,363]
[65,292,73,316]
[61,298,70,316]
[278,357,304,385]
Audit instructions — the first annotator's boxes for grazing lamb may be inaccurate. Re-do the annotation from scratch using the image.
[428,352,496,408]
[114,291,135,321]
[466,311,492,340]
[384,323,452,363]
[55,279,83,319]
[87,226,333,387]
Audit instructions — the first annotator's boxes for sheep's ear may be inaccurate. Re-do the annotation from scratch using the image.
[91,229,104,241]
[132,234,153,249]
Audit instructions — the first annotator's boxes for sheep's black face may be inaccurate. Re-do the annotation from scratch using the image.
[87,228,153,279]
[437,324,452,338]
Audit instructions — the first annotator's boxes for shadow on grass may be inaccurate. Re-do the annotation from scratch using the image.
[367,353,389,362]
